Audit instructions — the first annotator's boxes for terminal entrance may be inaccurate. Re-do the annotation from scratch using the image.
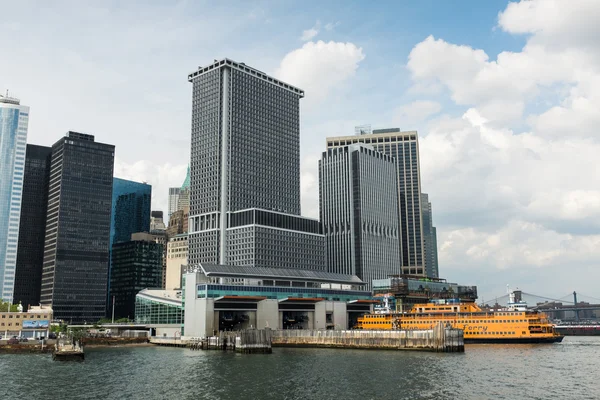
[282,311,310,329]
[218,311,253,331]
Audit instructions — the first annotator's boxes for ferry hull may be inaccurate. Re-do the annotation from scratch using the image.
[465,336,564,344]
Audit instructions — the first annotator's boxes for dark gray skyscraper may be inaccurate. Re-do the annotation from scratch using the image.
[14,145,52,308]
[40,132,115,323]
[188,58,324,270]
[319,145,401,289]
[421,193,439,278]
[327,128,425,276]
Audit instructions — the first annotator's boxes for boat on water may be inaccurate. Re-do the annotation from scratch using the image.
[356,289,564,344]
[53,338,85,361]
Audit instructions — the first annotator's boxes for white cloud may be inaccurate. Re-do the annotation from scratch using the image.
[324,21,340,31]
[394,100,441,125]
[300,21,320,41]
[114,159,188,216]
[276,40,365,104]
[498,0,600,52]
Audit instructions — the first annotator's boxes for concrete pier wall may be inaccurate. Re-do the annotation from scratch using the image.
[272,324,464,352]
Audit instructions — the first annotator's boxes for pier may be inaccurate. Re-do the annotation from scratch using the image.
[188,329,272,353]
[272,324,464,352]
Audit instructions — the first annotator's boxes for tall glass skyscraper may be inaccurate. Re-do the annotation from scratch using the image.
[188,59,324,270]
[14,144,52,308]
[0,94,29,303]
[108,178,151,310]
[327,128,425,276]
[421,193,439,278]
[111,178,152,246]
[40,132,115,323]
[319,144,401,289]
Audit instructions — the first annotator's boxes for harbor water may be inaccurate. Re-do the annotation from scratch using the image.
[1,337,598,400]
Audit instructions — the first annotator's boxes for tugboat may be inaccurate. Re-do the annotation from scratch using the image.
[53,337,85,361]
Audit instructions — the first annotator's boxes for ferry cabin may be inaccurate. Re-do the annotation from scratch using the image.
[357,302,561,342]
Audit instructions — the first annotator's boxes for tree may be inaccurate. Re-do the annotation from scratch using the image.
[0,301,18,312]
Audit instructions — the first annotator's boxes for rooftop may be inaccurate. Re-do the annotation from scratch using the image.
[196,264,365,285]
[0,91,20,105]
[137,289,182,306]
[187,58,304,97]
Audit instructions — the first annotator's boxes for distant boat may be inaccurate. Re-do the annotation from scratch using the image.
[53,338,85,361]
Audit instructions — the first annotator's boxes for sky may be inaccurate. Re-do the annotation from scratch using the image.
[2,0,600,301]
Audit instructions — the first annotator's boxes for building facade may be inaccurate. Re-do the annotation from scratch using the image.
[1,305,53,339]
[109,178,152,312]
[14,145,52,308]
[187,58,323,269]
[132,231,169,288]
[110,239,163,320]
[150,211,166,231]
[0,94,29,303]
[226,209,325,270]
[165,234,188,290]
[421,193,439,278]
[319,145,401,289]
[167,187,180,221]
[111,178,151,246]
[40,132,115,323]
[182,264,372,337]
[167,207,189,237]
[326,128,425,275]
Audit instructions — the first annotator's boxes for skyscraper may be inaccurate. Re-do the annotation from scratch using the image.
[110,238,163,320]
[319,144,401,289]
[421,193,439,278]
[188,58,324,270]
[178,165,190,212]
[110,178,151,246]
[327,128,425,276]
[14,145,52,308]
[108,178,151,311]
[167,187,180,221]
[40,131,115,323]
[0,94,29,303]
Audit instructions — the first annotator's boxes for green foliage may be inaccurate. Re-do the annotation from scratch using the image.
[50,324,67,334]
[0,301,19,312]
[115,318,130,323]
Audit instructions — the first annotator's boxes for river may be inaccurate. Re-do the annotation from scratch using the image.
[1,337,598,400]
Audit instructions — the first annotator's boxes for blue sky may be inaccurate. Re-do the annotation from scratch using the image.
[2,0,600,301]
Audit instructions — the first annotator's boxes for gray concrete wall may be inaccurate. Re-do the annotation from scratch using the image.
[257,300,279,330]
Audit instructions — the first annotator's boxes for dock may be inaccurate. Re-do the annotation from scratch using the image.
[272,323,464,352]
[53,339,85,361]
[188,329,272,353]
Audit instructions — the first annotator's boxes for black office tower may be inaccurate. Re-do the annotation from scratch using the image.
[110,239,163,320]
[40,132,115,323]
[13,145,52,308]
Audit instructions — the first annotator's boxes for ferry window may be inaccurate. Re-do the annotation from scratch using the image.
[522,331,526,334]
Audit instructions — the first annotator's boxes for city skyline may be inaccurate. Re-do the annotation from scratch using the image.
[1,0,599,299]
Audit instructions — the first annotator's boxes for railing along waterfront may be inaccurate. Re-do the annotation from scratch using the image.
[271,323,464,352]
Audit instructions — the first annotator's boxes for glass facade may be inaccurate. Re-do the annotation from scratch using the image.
[109,178,152,305]
[14,145,52,308]
[320,145,401,289]
[40,132,115,323]
[111,240,163,320]
[135,294,183,325]
[326,130,425,275]
[421,193,439,278]
[0,97,29,302]
[197,284,372,302]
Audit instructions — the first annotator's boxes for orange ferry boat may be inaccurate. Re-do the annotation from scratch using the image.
[356,292,564,344]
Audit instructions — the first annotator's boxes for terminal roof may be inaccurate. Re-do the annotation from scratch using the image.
[199,264,364,285]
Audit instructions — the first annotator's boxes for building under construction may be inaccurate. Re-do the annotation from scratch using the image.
[372,275,478,312]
